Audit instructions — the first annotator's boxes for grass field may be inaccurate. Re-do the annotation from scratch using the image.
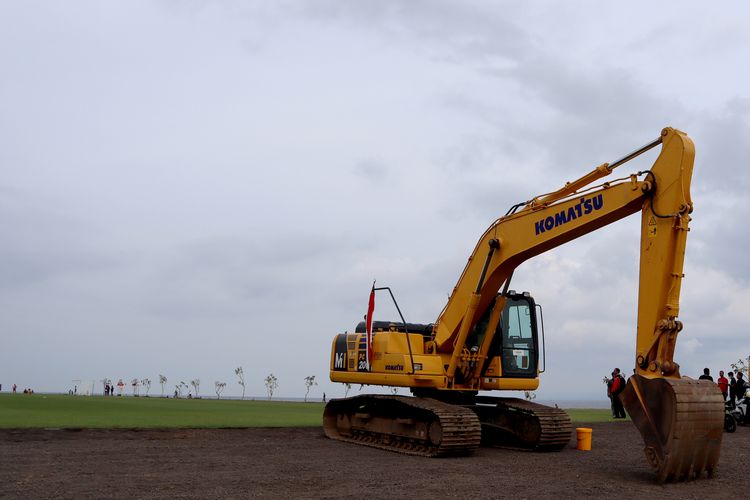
[0,394,325,428]
[0,394,622,428]
[565,408,625,423]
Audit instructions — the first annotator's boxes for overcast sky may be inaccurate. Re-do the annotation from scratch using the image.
[1,1,749,402]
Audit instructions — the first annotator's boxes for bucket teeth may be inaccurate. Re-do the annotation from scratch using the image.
[620,375,724,482]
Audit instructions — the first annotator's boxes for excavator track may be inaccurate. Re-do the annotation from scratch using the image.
[323,395,481,457]
[621,375,724,482]
[469,396,573,451]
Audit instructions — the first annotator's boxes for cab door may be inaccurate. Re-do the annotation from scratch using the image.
[500,297,539,378]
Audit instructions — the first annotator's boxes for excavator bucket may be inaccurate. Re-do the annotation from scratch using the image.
[620,375,724,482]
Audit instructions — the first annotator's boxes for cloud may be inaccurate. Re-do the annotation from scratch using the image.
[0,190,116,289]
[1,1,749,401]
[352,159,389,183]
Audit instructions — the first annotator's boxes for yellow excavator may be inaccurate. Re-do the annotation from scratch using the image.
[324,127,723,482]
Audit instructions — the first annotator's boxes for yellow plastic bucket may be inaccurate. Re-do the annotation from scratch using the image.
[576,427,593,451]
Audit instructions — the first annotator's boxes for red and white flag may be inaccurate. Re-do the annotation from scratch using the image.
[365,282,375,367]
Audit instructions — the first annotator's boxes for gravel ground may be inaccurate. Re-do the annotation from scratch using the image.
[0,423,745,499]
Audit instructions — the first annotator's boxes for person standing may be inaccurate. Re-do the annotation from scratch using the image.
[698,368,713,381]
[717,370,729,402]
[606,372,616,417]
[734,372,748,403]
[611,368,627,419]
[728,371,737,408]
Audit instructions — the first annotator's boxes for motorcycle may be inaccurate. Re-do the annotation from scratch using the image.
[728,389,750,428]
[725,400,736,433]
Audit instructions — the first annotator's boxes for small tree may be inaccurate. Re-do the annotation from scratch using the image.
[264,373,278,400]
[390,387,398,395]
[190,379,200,398]
[235,367,246,400]
[159,374,168,397]
[344,383,352,398]
[141,378,151,397]
[215,381,226,399]
[131,378,139,396]
[731,355,750,377]
[304,375,317,402]
[175,381,188,398]
[524,391,537,401]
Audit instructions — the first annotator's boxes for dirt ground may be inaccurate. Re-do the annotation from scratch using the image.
[0,422,746,499]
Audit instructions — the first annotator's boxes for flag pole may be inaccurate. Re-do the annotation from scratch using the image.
[366,280,376,370]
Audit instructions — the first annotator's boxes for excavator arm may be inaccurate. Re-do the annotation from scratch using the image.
[434,128,690,373]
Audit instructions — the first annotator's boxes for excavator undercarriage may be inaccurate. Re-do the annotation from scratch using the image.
[323,394,572,457]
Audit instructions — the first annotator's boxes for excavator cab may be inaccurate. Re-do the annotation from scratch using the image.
[468,291,541,381]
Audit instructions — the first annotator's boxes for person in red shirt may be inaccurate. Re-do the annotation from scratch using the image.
[717,370,729,402]
[610,368,627,418]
